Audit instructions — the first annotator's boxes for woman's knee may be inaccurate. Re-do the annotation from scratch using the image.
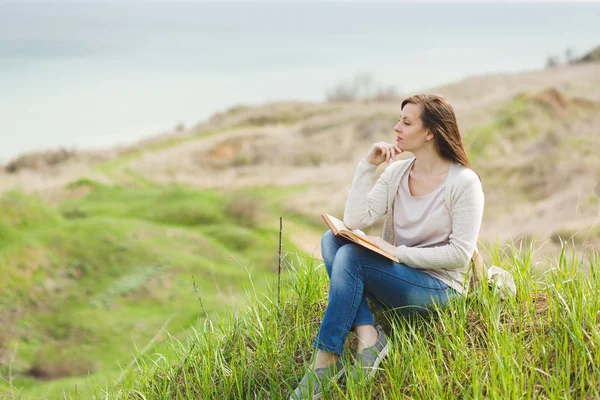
[331,244,363,277]
[320,231,334,275]
[321,230,340,271]
[334,243,364,261]
[321,230,336,250]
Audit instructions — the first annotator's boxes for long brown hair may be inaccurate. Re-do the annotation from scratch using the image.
[401,94,473,170]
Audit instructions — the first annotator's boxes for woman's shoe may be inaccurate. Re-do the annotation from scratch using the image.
[346,325,390,382]
[289,359,345,400]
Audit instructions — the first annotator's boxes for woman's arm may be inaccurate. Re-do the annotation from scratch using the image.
[343,142,404,230]
[343,160,386,229]
[343,159,406,230]
[393,171,484,270]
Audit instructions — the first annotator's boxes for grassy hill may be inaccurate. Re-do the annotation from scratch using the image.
[0,182,306,399]
[111,244,600,399]
[1,59,599,398]
[111,62,599,257]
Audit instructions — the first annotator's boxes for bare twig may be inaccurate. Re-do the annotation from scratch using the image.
[278,216,283,306]
[192,275,210,322]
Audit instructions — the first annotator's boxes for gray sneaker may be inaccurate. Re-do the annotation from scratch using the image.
[290,359,345,400]
[347,325,390,382]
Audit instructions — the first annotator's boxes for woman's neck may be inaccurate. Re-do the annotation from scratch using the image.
[411,149,451,176]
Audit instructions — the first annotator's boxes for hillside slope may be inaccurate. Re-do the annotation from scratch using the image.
[1,62,599,257]
[1,59,599,398]
[113,245,600,399]
[0,183,304,399]
[130,64,600,259]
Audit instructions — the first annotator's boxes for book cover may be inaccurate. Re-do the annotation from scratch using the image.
[321,213,400,263]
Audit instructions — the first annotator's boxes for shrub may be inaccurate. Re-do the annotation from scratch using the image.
[326,72,400,102]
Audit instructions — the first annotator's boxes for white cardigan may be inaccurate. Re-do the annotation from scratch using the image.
[343,157,485,294]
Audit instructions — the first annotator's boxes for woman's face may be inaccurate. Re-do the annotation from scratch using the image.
[394,103,433,152]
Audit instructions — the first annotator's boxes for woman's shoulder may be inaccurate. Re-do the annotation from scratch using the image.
[453,163,479,179]
[449,163,482,191]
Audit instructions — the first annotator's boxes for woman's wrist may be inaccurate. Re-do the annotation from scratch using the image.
[360,158,380,168]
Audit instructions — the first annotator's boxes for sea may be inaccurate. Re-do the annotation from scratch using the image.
[1,0,599,161]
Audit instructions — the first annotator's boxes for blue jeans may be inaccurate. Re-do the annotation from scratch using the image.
[313,230,458,355]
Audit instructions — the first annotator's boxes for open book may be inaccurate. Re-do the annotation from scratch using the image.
[321,213,400,263]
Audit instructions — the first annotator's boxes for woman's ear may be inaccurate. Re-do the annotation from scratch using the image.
[426,130,434,141]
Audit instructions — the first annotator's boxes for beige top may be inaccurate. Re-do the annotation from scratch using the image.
[343,157,485,294]
[394,159,452,249]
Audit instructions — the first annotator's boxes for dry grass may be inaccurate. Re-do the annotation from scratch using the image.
[1,62,599,264]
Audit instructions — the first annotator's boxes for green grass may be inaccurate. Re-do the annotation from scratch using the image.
[0,184,303,399]
[3,90,599,399]
[59,184,228,225]
[102,243,600,400]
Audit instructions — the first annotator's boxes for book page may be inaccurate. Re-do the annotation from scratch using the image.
[339,231,399,263]
[323,213,346,233]
[322,213,399,263]
[323,213,366,237]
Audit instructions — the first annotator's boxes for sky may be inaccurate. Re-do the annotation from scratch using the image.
[7,0,600,2]
[1,0,598,160]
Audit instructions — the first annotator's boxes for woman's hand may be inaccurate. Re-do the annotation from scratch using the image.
[365,142,403,166]
[364,235,396,256]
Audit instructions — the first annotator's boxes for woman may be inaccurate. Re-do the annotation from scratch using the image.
[291,94,485,400]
